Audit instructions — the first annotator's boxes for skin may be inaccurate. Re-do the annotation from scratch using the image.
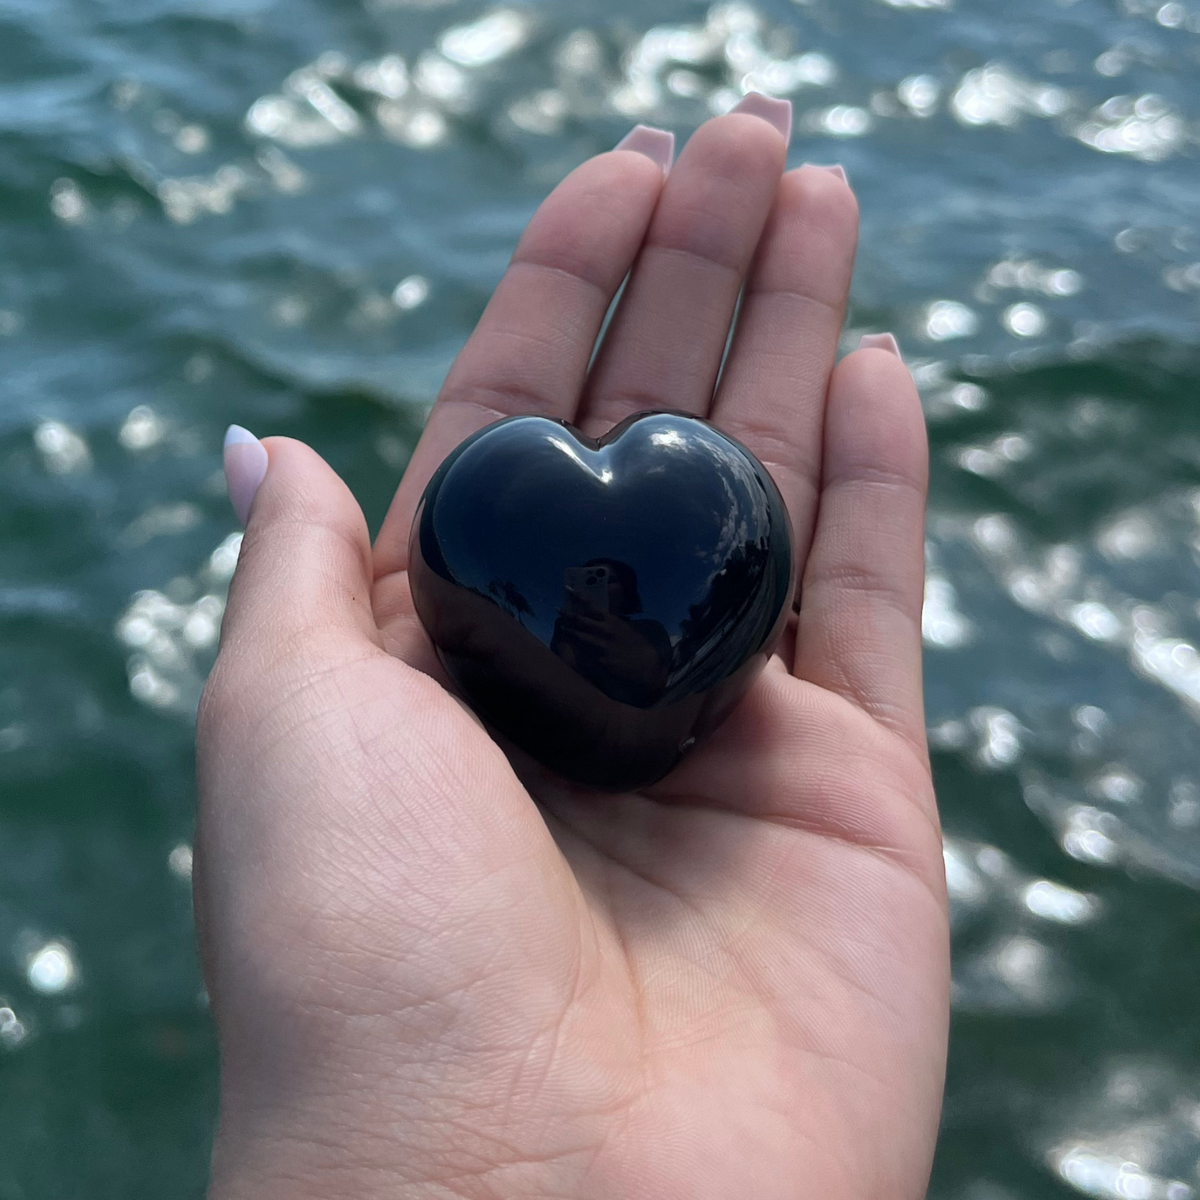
[197,110,948,1200]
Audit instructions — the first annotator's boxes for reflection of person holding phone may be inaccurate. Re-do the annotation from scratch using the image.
[552,558,673,707]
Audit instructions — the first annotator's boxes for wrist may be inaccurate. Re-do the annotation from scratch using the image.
[207,1088,590,1200]
[210,1124,458,1200]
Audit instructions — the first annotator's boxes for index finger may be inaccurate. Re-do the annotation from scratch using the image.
[374,134,673,577]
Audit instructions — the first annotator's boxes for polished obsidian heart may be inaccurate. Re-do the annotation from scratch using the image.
[408,411,794,790]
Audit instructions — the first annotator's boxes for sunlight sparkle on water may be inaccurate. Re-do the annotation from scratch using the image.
[414,53,471,110]
[118,405,165,452]
[951,63,1068,127]
[0,1007,27,1049]
[392,275,430,310]
[34,420,91,475]
[897,73,939,116]
[970,707,1023,769]
[987,259,1083,298]
[923,574,974,648]
[439,9,530,67]
[1003,302,1048,338]
[923,300,979,341]
[1023,880,1099,924]
[1051,1145,1193,1200]
[1075,94,1186,161]
[49,179,88,225]
[117,535,241,714]
[26,941,77,995]
[353,54,409,99]
[1097,511,1162,563]
[168,844,194,881]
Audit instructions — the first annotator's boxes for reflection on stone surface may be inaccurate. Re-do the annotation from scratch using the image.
[550,560,673,708]
[408,412,794,789]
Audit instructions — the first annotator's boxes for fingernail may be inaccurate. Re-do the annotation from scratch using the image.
[615,124,675,173]
[859,332,902,358]
[804,163,848,185]
[223,425,268,526]
[730,93,793,143]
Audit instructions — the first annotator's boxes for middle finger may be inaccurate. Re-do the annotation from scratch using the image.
[577,94,792,437]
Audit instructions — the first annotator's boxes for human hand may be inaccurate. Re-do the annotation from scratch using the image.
[197,96,947,1200]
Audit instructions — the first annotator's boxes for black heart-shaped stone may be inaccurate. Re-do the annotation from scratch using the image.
[408,411,794,790]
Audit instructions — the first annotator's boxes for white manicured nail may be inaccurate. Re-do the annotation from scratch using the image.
[731,93,793,143]
[223,425,268,526]
[858,333,902,358]
[615,125,676,173]
[805,163,848,184]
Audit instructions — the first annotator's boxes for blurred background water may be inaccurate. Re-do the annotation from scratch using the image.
[2,0,1200,1195]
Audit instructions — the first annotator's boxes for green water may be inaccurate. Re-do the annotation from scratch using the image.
[3,0,1200,1195]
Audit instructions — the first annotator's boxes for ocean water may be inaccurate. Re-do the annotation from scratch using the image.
[2,0,1200,1195]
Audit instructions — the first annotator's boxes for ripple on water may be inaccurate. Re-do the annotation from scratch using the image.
[8,0,1200,1194]
[116,534,240,715]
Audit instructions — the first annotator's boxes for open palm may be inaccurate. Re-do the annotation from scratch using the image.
[197,103,948,1200]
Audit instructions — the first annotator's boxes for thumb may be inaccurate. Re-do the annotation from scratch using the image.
[219,427,380,664]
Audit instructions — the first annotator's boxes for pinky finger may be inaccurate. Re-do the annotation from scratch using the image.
[792,336,929,758]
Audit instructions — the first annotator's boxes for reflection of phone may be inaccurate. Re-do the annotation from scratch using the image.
[564,564,611,613]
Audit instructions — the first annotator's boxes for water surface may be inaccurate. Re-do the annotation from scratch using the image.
[3,0,1200,1195]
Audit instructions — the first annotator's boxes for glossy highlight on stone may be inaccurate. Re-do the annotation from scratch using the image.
[408,412,795,790]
